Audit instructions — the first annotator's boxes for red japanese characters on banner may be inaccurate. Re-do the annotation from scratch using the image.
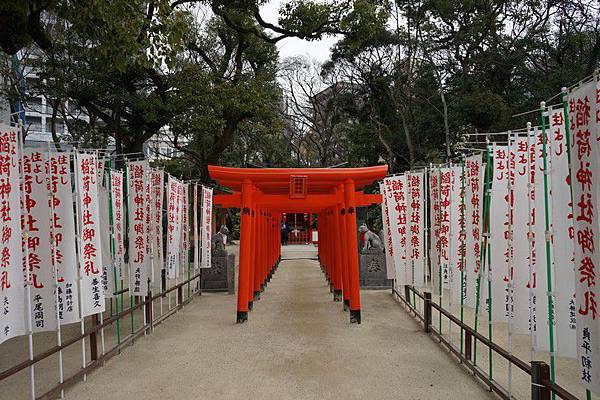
[49,152,79,325]
[439,168,453,288]
[379,182,395,280]
[99,185,114,298]
[200,186,213,269]
[193,184,199,270]
[508,137,534,334]
[490,144,510,323]
[465,155,484,309]
[22,149,57,332]
[407,172,425,286]
[181,183,189,272]
[167,176,182,279]
[446,166,462,305]
[429,168,442,295]
[568,81,600,393]
[151,170,163,286]
[127,161,149,296]
[0,126,25,344]
[75,152,105,317]
[548,105,577,357]
[110,171,124,282]
[383,175,408,286]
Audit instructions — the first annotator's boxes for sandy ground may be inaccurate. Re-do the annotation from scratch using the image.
[57,244,493,400]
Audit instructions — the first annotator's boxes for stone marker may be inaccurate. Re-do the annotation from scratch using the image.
[358,224,391,289]
[201,225,236,293]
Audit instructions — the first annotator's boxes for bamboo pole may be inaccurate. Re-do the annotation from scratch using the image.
[47,144,65,399]
[540,102,557,399]
[473,142,492,367]
[107,166,121,345]
[459,159,466,354]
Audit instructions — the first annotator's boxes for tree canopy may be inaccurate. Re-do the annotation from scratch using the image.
[0,0,598,177]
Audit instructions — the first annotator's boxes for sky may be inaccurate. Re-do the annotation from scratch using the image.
[259,1,341,63]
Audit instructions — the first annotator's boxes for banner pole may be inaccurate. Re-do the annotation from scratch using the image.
[507,132,516,397]
[473,142,492,366]
[540,102,557,399]
[18,122,36,400]
[437,165,443,334]
[98,153,106,355]
[526,122,536,362]
[107,165,121,345]
[124,161,134,335]
[72,148,88,381]
[424,170,429,289]
[448,163,455,348]
[47,143,65,399]
[487,142,495,381]
[459,159,466,354]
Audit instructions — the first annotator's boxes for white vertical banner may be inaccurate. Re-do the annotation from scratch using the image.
[439,168,453,290]
[181,183,189,274]
[127,161,149,296]
[383,175,408,286]
[150,170,164,288]
[99,185,114,298]
[548,105,577,357]
[201,186,213,269]
[110,171,125,281]
[49,152,80,325]
[145,174,154,284]
[533,127,550,352]
[0,126,25,343]
[193,184,199,270]
[429,168,442,295]
[407,172,425,287]
[464,155,484,309]
[75,152,105,317]
[510,136,535,333]
[379,182,395,279]
[22,149,58,333]
[167,176,181,279]
[569,81,600,394]
[176,181,184,278]
[448,166,462,305]
[489,145,510,323]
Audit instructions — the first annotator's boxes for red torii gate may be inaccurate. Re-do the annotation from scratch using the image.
[209,165,388,324]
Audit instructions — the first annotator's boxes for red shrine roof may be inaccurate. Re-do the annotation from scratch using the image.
[208,165,388,195]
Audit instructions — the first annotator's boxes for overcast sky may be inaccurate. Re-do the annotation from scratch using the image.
[259,1,341,63]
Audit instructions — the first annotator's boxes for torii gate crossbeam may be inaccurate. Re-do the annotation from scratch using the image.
[209,165,388,324]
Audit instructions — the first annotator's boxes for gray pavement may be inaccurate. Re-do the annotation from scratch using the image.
[62,244,494,400]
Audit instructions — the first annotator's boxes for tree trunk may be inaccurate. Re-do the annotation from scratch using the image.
[401,114,415,168]
[440,89,451,160]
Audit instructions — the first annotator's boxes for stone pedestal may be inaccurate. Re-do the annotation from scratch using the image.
[359,250,391,289]
[201,252,236,293]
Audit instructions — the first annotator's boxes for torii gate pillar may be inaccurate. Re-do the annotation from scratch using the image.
[344,179,361,323]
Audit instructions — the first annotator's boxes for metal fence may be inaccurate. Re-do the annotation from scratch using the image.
[393,285,580,400]
[0,272,202,400]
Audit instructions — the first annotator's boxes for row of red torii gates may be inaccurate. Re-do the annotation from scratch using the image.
[209,165,388,324]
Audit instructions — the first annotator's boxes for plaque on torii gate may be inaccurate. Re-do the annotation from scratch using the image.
[209,165,388,324]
